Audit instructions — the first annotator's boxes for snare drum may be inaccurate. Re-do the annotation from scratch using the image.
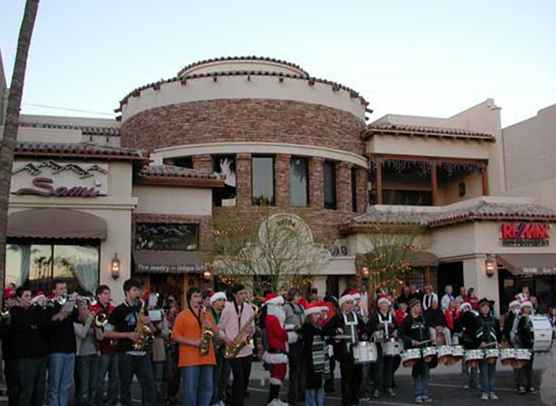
[531,315,553,352]
[464,349,484,367]
[499,348,516,366]
[484,348,499,364]
[353,341,377,364]
[422,346,437,363]
[437,345,453,365]
[514,349,531,361]
[382,340,402,357]
[401,348,422,367]
[450,345,465,360]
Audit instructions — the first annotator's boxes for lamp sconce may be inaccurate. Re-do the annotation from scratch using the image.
[485,256,497,278]
[111,253,121,280]
[360,266,370,279]
[202,264,214,282]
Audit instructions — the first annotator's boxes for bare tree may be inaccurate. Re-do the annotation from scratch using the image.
[0,0,40,307]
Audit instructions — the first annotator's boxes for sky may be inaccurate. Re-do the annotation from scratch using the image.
[1,1,555,127]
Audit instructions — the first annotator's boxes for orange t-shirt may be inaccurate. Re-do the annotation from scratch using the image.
[172,309,216,367]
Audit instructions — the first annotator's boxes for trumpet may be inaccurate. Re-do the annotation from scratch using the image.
[94,311,109,328]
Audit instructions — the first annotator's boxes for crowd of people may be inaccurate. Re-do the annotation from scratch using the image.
[0,279,555,406]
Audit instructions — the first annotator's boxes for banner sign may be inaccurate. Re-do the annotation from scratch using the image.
[500,223,550,247]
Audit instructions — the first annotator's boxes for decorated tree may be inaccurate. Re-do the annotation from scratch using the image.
[209,209,330,296]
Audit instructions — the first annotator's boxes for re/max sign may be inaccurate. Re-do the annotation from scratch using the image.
[12,177,102,198]
[500,223,550,247]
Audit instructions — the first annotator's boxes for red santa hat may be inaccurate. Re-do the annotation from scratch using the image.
[264,292,285,306]
[304,302,323,317]
[520,301,533,310]
[377,297,391,307]
[339,294,354,307]
[210,291,227,304]
[349,289,361,301]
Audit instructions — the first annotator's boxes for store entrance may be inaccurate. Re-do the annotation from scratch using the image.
[437,261,464,297]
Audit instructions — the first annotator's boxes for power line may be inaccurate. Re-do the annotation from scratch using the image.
[22,103,114,116]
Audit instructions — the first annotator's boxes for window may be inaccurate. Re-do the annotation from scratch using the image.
[290,157,309,207]
[213,155,237,207]
[324,160,336,209]
[163,157,193,169]
[6,242,100,293]
[252,156,275,206]
[351,167,357,212]
[135,223,199,251]
[383,190,433,206]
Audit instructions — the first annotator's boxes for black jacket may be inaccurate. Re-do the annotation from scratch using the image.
[368,310,397,340]
[474,314,501,348]
[455,310,480,349]
[323,312,369,363]
[44,303,78,354]
[400,314,430,349]
[9,305,49,358]
[301,322,328,389]
[424,307,447,328]
[517,315,534,349]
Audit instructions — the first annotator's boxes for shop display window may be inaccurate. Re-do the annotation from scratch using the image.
[135,223,199,251]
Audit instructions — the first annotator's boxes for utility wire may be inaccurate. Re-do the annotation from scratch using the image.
[22,103,114,116]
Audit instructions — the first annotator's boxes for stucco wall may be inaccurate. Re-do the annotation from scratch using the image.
[180,60,307,77]
[133,185,212,216]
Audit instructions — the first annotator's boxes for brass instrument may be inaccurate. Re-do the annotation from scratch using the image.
[132,300,154,351]
[199,306,214,356]
[95,311,109,328]
[0,310,11,325]
[224,303,260,359]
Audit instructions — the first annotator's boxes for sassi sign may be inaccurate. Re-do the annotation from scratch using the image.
[500,223,550,247]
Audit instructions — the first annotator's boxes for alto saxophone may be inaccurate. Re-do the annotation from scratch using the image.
[132,300,154,351]
[224,304,259,359]
[199,306,214,356]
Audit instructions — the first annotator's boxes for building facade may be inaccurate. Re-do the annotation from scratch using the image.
[2,54,556,310]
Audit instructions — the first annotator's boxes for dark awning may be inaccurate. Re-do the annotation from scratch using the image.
[497,254,556,276]
[7,208,107,240]
[133,250,202,274]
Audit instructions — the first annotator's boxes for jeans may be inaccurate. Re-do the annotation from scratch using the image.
[375,347,395,392]
[479,360,496,394]
[153,361,166,401]
[95,352,120,406]
[4,359,18,406]
[15,356,47,406]
[119,353,156,406]
[48,352,75,406]
[229,355,252,406]
[288,342,305,403]
[339,360,362,406]
[211,348,230,404]
[181,365,214,406]
[413,361,430,399]
[76,354,99,406]
[517,353,535,389]
[463,363,478,388]
[305,388,324,406]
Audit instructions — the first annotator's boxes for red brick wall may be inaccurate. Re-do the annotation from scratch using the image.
[336,162,352,212]
[121,99,365,155]
[355,167,369,213]
[192,154,212,173]
[236,153,252,207]
[309,157,324,209]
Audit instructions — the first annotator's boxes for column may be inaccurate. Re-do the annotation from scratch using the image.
[275,154,291,208]
[355,166,369,213]
[236,153,252,207]
[481,166,490,196]
[431,160,439,206]
[463,256,500,315]
[336,162,352,212]
[192,154,212,173]
[309,157,324,209]
[376,159,384,205]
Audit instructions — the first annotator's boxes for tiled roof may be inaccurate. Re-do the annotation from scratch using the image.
[19,122,120,136]
[346,200,556,231]
[139,165,219,179]
[137,165,225,188]
[15,142,145,161]
[363,123,494,142]
[177,56,310,77]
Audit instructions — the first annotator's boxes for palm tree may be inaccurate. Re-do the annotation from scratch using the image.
[0,0,40,307]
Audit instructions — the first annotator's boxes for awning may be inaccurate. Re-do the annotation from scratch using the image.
[497,254,556,276]
[7,208,107,240]
[133,250,202,274]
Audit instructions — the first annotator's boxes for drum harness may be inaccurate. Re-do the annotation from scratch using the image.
[342,312,359,352]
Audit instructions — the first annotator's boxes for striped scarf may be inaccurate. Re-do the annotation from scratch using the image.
[311,333,330,375]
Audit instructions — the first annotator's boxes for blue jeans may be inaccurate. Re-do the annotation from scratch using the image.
[479,360,496,394]
[48,352,75,406]
[413,362,430,399]
[181,365,214,406]
[305,388,324,406]
[95,352,120,406]
[119,353,156,406]
[76,354,99,406]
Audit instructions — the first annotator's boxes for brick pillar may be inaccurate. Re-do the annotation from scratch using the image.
[192,154,212,173]
[275,154,291,208]
[236,153,252,207]
[355,166,368,213]
[336,162,352,212]
[309,157,324,209]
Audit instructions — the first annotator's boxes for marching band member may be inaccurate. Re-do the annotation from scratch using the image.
[321,295,338,394]
[209,291,228,406]
[10,287,49,406]
[172,287,216,406]
[284,287,306,405]
[424,298,452,346]
[475,298,501,401]
[401,298,432,404]
[91,285,119,406]
[74,294,98,406]
[104,279,157,406]
[217,284,255,406]
[455,302,479,390]
[324,293,368,406]
[369,297,397,398]
[262,293,290,406]
[301,303,330,406]
[516,301,536,395]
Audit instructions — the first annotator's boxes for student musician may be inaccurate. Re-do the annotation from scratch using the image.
[516,301,536,395]
[475,298,501,401]
[401,298,432,404]
[324,293,369,406]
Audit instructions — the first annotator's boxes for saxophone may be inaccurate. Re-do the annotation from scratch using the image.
[132,300,154,351]
[224,304,259,359]
[199,306,214,356]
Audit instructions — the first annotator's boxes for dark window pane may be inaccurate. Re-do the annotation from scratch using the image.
[135,223,199,251]
[351,168,357,212]
[290,157,309,207]
[324,161,336,209]
[383,190,433,206]
[252,156,275,206]
[163,157,193,169]
[213,155,237,207]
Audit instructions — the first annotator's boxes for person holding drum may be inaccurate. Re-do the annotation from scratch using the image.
[401,298,432,404]
[516,301,536,395]
[475,298,502,401]
[454,302,479,390]
[323,293,369,406]
[369,297,398,399]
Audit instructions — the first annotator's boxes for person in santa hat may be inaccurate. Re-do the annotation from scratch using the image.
[516,301,536,395]
[261,293,292,406]
[324,293,369,406]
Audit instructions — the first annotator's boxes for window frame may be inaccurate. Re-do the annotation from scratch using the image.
[323,160,337,210]
[251,155,276,206]
[289,156,310,207]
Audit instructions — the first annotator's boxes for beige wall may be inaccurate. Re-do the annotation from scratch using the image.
[133,185,212,216]
[121,75,366,122]
[437,173,483,205]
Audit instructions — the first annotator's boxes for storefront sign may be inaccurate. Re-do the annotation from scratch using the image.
[13,177,102,197]
[136,264,198,273]
[500,223,550,247]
